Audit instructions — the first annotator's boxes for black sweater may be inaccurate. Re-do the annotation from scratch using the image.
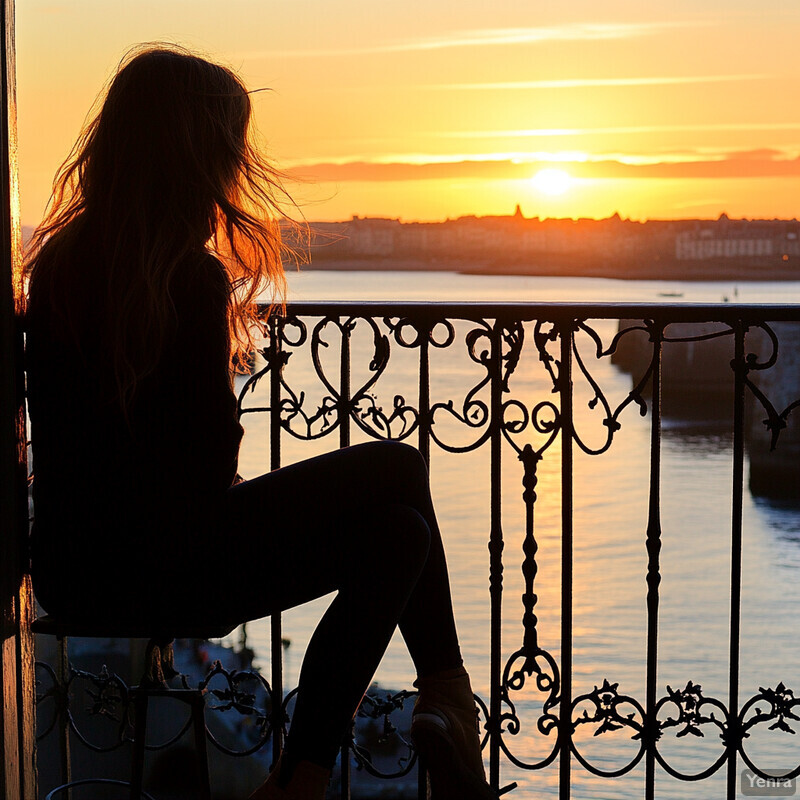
[26,251,244,607]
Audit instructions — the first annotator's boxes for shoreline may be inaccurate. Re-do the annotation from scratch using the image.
[299,257,800,282]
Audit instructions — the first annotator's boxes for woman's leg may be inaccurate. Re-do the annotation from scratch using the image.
[220,441,463,768]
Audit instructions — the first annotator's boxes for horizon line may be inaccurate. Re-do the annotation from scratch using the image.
[21,212,800,232]
[299,211,800,225]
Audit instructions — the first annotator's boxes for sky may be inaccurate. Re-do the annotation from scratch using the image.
[16,0,800,224]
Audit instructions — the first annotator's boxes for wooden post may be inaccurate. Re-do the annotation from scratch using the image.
[0,0,37,797]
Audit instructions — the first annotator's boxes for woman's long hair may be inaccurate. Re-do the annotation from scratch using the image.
[26,44,298,406]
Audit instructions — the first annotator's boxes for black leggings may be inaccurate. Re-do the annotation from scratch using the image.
[218,441,462,768]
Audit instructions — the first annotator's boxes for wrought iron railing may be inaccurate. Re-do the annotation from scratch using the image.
[35,302,800,799]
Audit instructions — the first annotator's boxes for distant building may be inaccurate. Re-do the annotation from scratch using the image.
[675,216,800,261]
[347,216,401,256]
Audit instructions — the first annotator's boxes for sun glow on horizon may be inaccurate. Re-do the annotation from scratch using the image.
[531,168,572,196]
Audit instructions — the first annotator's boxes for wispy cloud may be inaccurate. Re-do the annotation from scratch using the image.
[240,22,692,59]
[428,74,770,91]
[287,150,800,182]
[437,122,800,139]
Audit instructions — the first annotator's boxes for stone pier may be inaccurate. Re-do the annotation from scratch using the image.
[613,319,800,499]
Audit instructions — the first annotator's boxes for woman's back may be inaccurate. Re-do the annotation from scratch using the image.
[26,238,243,613]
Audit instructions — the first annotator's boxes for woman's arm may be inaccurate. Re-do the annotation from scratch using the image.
[163,253,244,493]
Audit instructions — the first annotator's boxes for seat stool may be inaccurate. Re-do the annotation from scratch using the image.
[32,614,236,800]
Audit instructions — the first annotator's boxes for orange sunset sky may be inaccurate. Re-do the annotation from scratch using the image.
[16,1,800,225]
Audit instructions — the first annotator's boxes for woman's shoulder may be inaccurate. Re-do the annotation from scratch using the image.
[171,250,230,306]
[180,249,228,283]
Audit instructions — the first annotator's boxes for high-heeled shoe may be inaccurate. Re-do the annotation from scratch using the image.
[247,754,331,800]
[411,666,496,800]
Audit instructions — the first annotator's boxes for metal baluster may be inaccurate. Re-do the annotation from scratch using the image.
[727,321,746,799]
[340,317,351,450]
[488,319,504,791]
[418,318,431,468]
[269,314,284,769]
[418,318,432,799]
[339,316,352,799]
[644,321,663,800]
[558,321,573,800]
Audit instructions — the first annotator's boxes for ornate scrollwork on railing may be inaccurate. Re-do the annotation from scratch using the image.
[571,679,646,777]
[737,321,800,452]
[428,319,494,453]
[348,689,418,779]
[199,660,277,757]
[497,424,562,767]
[340,315,414,441]
[35,660,65,742]
[34,653,276,757]
[493,319,562,769]
[659,681,726,742]
[37,663,133,754]
[738,682,800,780]
[241,314,424,442]
[651,681,728,780]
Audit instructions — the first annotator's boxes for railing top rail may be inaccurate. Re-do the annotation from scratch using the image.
[266,300,800,322]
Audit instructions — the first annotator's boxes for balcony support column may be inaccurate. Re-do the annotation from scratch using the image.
[0,0,37,797]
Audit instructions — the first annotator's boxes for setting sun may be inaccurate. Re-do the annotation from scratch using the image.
[531,168,572,196]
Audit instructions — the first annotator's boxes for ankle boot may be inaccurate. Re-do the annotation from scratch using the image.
[248,755,331,800]
[411,666,495,800]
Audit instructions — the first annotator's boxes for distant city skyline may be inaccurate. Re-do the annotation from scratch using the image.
[16,1,800,226]
[301,213,800,281]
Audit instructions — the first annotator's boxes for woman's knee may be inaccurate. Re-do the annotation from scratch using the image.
[354,502,430,572]
[392,503,431,566]
[374,439,425,466]
[348,440,428,487]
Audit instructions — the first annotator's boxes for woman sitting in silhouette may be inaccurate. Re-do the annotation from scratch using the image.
[25,45,494,800]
